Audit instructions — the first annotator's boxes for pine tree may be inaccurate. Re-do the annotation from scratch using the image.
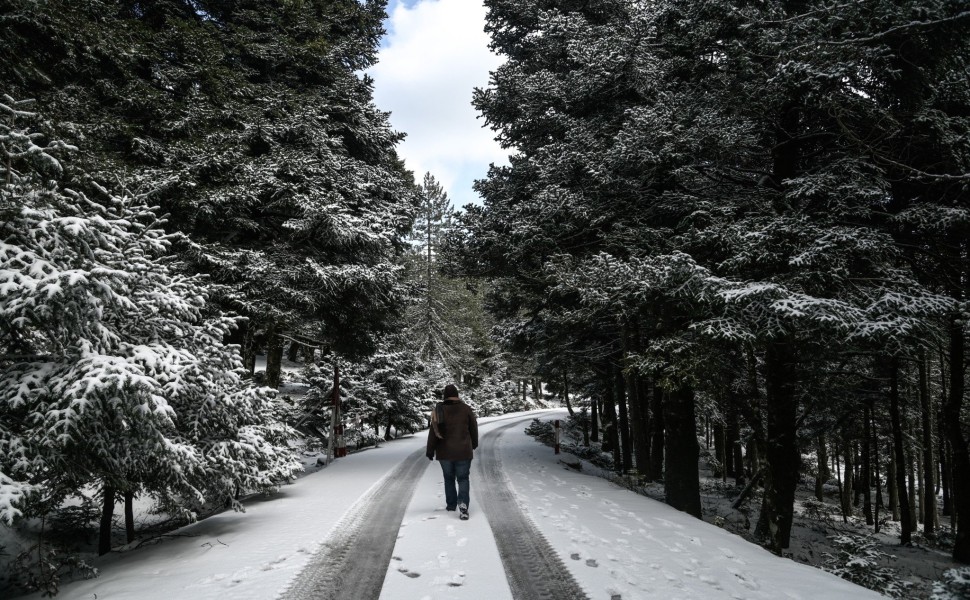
[0,97,300,550]
[0,0,419,380]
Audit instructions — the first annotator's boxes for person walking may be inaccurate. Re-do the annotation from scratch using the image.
[426,384,479,520]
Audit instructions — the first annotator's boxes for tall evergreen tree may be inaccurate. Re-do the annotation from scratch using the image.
[0,0,418,379]
[0,98,300,549]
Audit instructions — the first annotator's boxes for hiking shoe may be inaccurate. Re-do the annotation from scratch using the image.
[459,503,469,520]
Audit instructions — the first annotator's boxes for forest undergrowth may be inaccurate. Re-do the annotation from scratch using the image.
[525,414,970,600]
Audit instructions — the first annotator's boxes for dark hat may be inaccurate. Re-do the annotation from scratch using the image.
[443,384,459,399]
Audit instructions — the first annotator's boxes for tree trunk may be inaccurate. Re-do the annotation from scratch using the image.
[714,421,726,480]
[124,490,135,544]
[663,385,702,518]
[99,485,116,556]
[862,403,874,526]
[728,402,742,483]
[755,341,800,552]
[908,432,918,533]
[242,320,257,375]
[603,373,621,469]
[943,317,970,562]
[265,324,284,389]
[835,446,845,522]
[815,434,828,502]
[920,351,936,536]
[941,416,953,518]
[287,340,301,362]
[888,356,911,543]
[888,447,899,521]
[591,392,599,443]
[873,414,882,534]
[649,383,665,481]
[917,445,925,525]
[563,368,574,416]
[840,436,854,520]
[614,360,632,473]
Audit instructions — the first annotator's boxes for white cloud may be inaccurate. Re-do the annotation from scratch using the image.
[369,0,507,209]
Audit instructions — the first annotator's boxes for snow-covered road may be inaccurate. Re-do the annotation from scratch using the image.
[30,410,884,600]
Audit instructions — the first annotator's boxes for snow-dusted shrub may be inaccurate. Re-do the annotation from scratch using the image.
[931,566,970,600]
[524,418,556,444]
[821,534,911,598]
[524,417,615,470]
[10,538,97,597]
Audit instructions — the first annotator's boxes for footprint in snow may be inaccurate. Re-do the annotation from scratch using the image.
[398,567,421,578]
[447,572,466,587]
[729,568,759,590]
[571,553,581,560]
[586,559,598,567]
[456,537,468,547]
[719,547,746,564]
[259,555,288,571]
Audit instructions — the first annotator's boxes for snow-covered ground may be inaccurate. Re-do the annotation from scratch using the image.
[16,410,883,599]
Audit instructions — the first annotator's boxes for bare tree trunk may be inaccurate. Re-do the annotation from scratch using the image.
[917,445,925,525]
[124,490,135,544]
[840,436,853,520]
[728,402,742,484]
[614,360,632,473]
[943,317,970,562]
[715,420,727,481]
[835,445,845,522]
[889,446,899,521]
[265,323,284,389]
[242,320,257,375]
[815,434,828,502]
[649,383,665,481]
[563,367,574,416]
[664,385,701,518]
[623,329,649,474]
[888,356,911,543]
[862,403,874,526]
[920,351,936,536]
[591,391,599,443]
[908,431,918,533]
[603,372,621,469]
[872,402,882,533]
[755,341,800,552]
[99,484,116,556]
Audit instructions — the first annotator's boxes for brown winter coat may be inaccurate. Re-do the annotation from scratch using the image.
[426,399,478,461]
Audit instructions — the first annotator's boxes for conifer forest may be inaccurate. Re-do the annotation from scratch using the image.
[1,0,970,598]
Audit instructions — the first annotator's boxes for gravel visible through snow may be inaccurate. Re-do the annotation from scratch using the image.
[477,419,590,600]
[282,447,430,599]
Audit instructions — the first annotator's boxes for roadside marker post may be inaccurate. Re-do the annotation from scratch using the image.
[554,420,561,455]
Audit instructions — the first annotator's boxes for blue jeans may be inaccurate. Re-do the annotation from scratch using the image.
[439,459,471,510]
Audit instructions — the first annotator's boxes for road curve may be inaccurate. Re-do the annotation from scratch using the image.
[282,446,429,600]
[477,418,590,600]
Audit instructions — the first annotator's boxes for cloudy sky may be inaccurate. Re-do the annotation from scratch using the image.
[369,0,507,210]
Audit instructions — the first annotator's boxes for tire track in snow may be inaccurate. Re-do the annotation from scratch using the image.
[282,447,429,600]
[477,418,590,600]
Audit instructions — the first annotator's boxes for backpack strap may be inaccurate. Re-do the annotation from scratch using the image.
[431,402,445,439]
